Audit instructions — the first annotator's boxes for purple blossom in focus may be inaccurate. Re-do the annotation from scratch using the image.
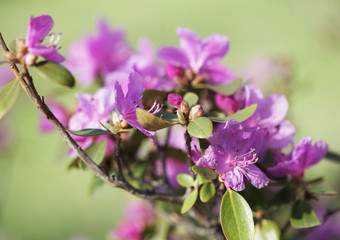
[267,137,328,178]
[66,18,131,86]
[39,98,69,133]
[24,15,65,65]
[243,84,295,150]
[110,201,156,240]
[158,27,237,85]
[196,120,269,191]
[114,71,156,143]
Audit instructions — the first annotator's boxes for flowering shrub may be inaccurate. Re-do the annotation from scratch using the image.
[0,15,339,240]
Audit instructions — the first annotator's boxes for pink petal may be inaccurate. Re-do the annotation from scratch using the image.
[26,15,54,47]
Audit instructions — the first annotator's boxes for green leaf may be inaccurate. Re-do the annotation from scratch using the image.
[192,165,217,180]
[136,108,174,131]
[255,220,280,240]
[187,117,213,139]
[34,61,75,87]
[290,200,321,229]
[200,182,216,202]
[0,78,20,120]
[198,78,242,96]
[220,189,255,240]
[70,128,109,137]
[308,185,337,196]
[68,140,107,170]
[86,140,107,165]
[89,176,105,197]
[177,174,195,188]
[181,189,198,214]
[209,104,257,123]
[183,92,199,107]
[154,111,177,122]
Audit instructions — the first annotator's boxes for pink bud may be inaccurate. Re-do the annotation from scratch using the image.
[164,63,183,80]
[167,93,183,108]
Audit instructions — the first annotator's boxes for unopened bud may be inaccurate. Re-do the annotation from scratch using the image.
[167,93,183,108]
[24,53,38,66]
[180,100,190,118]
[189,104,204,121]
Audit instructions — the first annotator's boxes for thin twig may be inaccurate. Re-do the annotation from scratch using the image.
[158,127,173,192]
[184,130,194,176]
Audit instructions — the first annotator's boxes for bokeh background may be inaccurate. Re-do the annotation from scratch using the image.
[1,0,340,239]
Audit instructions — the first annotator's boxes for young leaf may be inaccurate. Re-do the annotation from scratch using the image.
[136,108,174,131]
[86,140,107,165]
[68,140,107,170]
[192,165,217,180]
[255,220,280,240]
[200,182,216,202]
[308,185,337,196]
[181,189,198,214]
[290,200,321,229]
[89,176,105,197]
[177,174,195,188]
[199,78,242,96]
[0,78,20,120]
[187,117,213,139]
[209,104,257,123]
[183,92,199,107]
[34,61,75,87]
[220,189,255,240]
[70,128,109,136]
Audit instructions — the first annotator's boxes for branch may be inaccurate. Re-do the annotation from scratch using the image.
[184,130,194,176]
[0,32,183,204]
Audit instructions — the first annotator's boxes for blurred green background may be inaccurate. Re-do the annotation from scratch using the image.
[1,0,340,239]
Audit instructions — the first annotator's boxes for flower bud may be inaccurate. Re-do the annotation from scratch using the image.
[180,100,190,118]
[189,104,204,121]
[167,93,183,108]
[2,51,17,63]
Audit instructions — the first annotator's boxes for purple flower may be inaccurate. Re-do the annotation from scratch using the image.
[68,88,116,132]
[67,87,116,158]
[0,65,15,89]
[24,15,65,65]
[267,137,328,178]
[66,18,131,85]
[243,84,295,149]
[158,27,237,85]
[39,98,69,133]
[196,120,269,191]
[155,158,190,189]
[110,201,156,240]
[114,71,156,142]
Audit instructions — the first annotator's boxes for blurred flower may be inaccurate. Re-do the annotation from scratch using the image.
[66,18,131,85]
[110,201,156,240]
[155,158,189,189]
[67,87,116,157]
[243,84,295,150]
[196,120,268,191]
[39,98,69,133]
[158,27,237,86]
[167,93,183,108]
[23,15,65,65]
[267,137,328,178]
[0,65,15,88]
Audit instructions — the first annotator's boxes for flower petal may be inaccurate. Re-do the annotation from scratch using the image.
[29,45,65,63]
[157,47,189,68]
[240,165,269,189]
[26,15,54,47]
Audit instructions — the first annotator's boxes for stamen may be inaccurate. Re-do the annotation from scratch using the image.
[147,100,163,115]
[47,33,55,45]
[230,148,258,167]
[53,32,63,46]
